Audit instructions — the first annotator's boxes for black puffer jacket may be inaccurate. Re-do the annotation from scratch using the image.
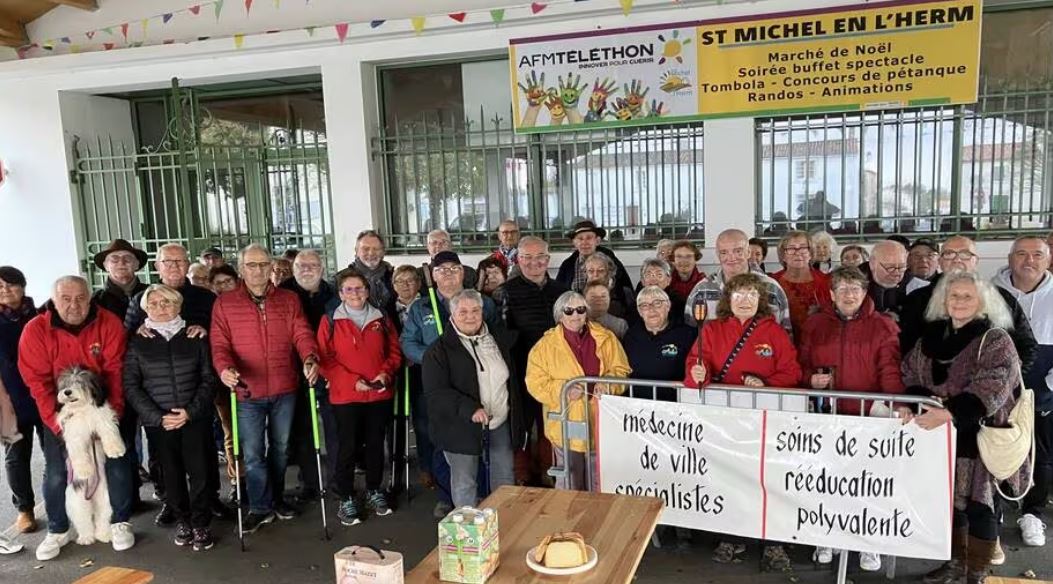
[123,329,217,427]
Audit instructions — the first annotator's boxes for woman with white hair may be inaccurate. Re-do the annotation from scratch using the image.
[811,231,837,273]
[583,254,635,320]
[623,286,695,402]
[526,291,630,491]
[902,271,1026,584]
[635,259,686,322]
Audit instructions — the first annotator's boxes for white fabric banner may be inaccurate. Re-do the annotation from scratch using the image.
[597,394,955,560]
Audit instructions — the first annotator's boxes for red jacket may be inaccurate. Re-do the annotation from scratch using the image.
[17,305,126,434]
[797,297,905,415]
[683,315,801,388]
[669,268,705,302]
[210,283,318,400]
[771,268,833,335]
[317,311,402,405]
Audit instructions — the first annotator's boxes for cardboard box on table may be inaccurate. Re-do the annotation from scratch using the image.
[438,507,499,583]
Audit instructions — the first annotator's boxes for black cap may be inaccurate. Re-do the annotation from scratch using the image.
[201,247,223,258]
[0,266,26,288]
[909,238,940,254]
[885,234,911,249]
[432,251,461,267]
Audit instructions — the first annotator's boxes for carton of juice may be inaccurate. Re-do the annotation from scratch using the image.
[437,507,499,583]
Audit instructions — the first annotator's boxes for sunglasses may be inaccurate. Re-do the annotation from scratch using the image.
[562,306,588,316]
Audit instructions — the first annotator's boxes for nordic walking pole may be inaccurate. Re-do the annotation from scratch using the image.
[422,264,444,336]
[403,366,410,499]
[308,383,331,540]
[230,383,245,552]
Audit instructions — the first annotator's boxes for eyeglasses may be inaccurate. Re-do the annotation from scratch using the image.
[642,270,667,280]
[212,277,235,287]
[940,250,976,261]
[637,300,669,311]
[879,263,907,273]
[833,285,865,296]
[434,265,463,276]
[393,278,418,286]
[295,263,322,271]
[146,299,174,309]
[341,286,368,295]
[783,246,810,255]
[243,262,271,270]
[562,306,588,316]
[731,290,760,301]
[159,259,188,268]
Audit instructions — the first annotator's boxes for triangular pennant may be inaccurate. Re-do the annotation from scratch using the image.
[141,18,149,36]
[448,12,466,22]
[102,26,114,36]
[244,0,253,13]
[214,0,225,20]
[197,36,211,40]
[70,44,81,53]
[489,9,505,24]
[103,42,115,50]
[163,39,175,44]
[410,16,425,34]
[16,47,29,60]
[42,40,54,50]
[163,13,174,24]
[189,5,201,15]
[369,20,385,29]
[619,0,633,16]
[120,22,129,39]
[305,26,315,36]
[86,31,95,39]
[334,23,349,43]
[531,2,547,14]
[234,33,244,48]
[60,36,71,44]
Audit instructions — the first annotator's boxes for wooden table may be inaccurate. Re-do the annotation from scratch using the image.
[72,566,154,584]
[407,486,663,583]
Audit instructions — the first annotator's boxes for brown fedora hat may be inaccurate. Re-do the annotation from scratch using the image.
[566,220,607,240]
[93,239,148,270]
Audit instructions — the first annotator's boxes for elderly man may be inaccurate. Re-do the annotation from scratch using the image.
[424,230,478,289]
[494,236,566,485]
[860,240,920,320]
[683,229,792,335]
[18,276,135,560]
[907,238,940,284]
[350,230,395,311]
[91,239,149,318]
[401,250,501,517]
[211,244,319,533]
[899,235,1036,370]
[994,236,1053,547]
[280,249,339,501]
[556,220,632,293]
[188,263,210,288]
[200,247,226,268]
[489,220,522,278]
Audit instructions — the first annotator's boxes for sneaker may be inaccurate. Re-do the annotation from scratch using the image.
[15,510,37,534]
[155,504,176,527]
[192,527,215,551]
[0,534,23,555]
[761,545,792,572]
[1019,513,1046,547]
[860,552,882,571]
[35,531,71,561]
[713,541,746,564]
[338,498,361,526]
[367,490,392,517]
[991,538,1006,566]
[273,500,300,520]
[813,547,834,564]
[111,522,135,552]
[173,522,193,546]
[240,511,275,535]
[433,500,453,520]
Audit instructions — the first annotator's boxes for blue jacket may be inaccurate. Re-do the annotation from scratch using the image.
[399,292,502,365]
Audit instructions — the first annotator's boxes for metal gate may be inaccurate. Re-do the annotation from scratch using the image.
[71,78,336,287]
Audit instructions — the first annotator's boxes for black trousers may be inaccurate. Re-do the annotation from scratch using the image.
[333,401,390,497]
[4,418,45,512]
[146,419,214,529]
[954,500,998,541]
[1023,410,1053,518]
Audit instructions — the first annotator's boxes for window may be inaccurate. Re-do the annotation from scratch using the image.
[755,5,1053,238]
[373,59,705,251]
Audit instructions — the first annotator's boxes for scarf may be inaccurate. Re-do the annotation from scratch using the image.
[145,317,186,341]
[0,296,36,322]
[352,258,394,308]
[920,318,990,385]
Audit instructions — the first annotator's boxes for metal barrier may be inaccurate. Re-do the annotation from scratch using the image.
[546,376,946,584]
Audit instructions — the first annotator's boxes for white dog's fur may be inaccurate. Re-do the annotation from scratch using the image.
[56,367,126,546]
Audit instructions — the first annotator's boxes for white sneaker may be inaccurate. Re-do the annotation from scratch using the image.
[1019,513,1046,547]
[991,538,1006,565]
[0,534,23,555]
[35,531,71,561]
[110,522,135,551]
[859,552,881,571]
[813,547,833,564]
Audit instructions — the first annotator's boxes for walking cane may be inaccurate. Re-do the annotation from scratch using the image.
[480,418,492,499]
[308,383,331,540]
[230,383,245,552]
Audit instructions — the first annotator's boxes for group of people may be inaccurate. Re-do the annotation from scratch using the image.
[0,219,1049,584]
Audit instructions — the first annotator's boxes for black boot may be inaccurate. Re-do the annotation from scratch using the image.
[923,526,967,584]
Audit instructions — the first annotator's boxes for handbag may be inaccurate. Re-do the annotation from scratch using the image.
[974,329,1035,501]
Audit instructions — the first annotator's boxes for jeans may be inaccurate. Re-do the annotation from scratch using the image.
[5,418,45,512]
[236,393,296,515]
[1023,410,1053,518]
[444,422,514,508]
[333,400,390,496]
[146,419,213,528]
[39,425,133,533]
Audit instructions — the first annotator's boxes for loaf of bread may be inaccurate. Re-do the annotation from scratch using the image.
[534,532,588,568]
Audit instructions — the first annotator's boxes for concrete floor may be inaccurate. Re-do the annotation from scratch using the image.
[0,445,1050,583]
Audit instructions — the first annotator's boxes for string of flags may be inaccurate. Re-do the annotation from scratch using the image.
[16,0,674,59]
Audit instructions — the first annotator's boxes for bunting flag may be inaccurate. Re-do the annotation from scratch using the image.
[103,42,115,50]
[369,20,385,29]
[120,23,129,40]
[244,0,253,14]
[490,9,505,24]
[42,41,54,50]
[619,0,633,16]
[189,5,201,16]
[411,16,425,34]
[163,13,174,24]
[305,26,315,36]
[531,2,547,14]
[214,0,225,20]
[448,12,466,23]
[86,31,95,39]
[334,23,349,42]
[101,26,113,36]
[233,33,244,48]
[163,39,175,44]
[141,18,149,36]
[61,37,71,44]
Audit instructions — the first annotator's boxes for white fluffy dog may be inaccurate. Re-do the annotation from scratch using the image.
[56,367,126,545]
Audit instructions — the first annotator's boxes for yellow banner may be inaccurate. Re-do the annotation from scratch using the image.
[696,0,981,116]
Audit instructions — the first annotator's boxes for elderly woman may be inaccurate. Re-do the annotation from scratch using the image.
[635,259,686,322]
[526,291,630,491]
[840,244,869,268]
[123,284,217,551]
[655,239,674,263]
[583,254,635,320]
[669,240,705,302]
[476,257,508,299]
[683,273,800,569]
[208,265,239,296]
[318,269,401,524]
[584,281,628,339]
[903,272,1025,584]
[771,231,833,335]
[423,289,522,508]
[798,266,905,570]
[811,231,837,273]
[623,286,695,402]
